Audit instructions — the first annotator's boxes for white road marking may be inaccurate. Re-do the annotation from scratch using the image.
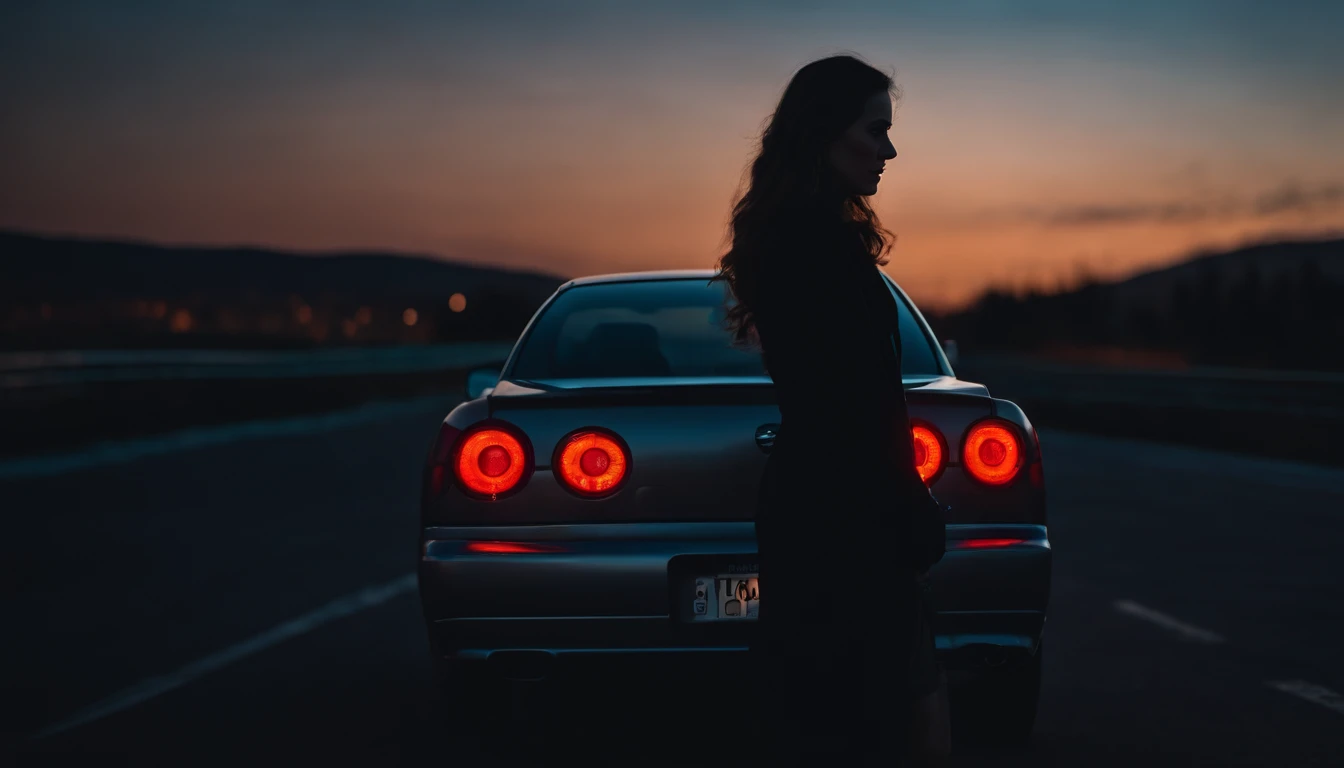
[1267,680,1344,717]
[0,395,455,480]
[1113,599,1227,644]
[33,572,418,739]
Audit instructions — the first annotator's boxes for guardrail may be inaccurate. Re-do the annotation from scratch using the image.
[955,354,1344,465]
[5,345,1340,465]
[957,354,1344,418]
[2,343,518,460]
[0,343,516,389]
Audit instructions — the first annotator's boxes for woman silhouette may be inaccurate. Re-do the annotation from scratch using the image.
[712,55,949,765]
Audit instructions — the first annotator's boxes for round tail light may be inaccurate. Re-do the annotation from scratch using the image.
[556,430,629,496]
[911,424,945,485]
[455,427,529,496]
[963,421,1023,486]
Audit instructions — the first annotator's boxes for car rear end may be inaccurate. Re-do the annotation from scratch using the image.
[417,272,1051,740]
[419,379,779,678]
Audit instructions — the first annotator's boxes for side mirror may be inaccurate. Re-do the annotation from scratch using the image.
[942,339,959,369]
[465,368,499,400]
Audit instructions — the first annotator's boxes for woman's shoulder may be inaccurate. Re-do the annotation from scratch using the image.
[762,230,867,284]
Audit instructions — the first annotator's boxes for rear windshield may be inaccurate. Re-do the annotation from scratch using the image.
[508,278,943,380]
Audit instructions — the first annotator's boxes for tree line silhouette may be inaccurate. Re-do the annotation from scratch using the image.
[1,231,563,350]
[927,239,1344,372]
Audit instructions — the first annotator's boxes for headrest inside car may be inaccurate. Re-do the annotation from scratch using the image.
[580,322,672,377]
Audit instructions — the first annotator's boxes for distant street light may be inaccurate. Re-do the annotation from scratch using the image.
[170,309,194,333]
[449,293,467,313]
[403,308,419,326]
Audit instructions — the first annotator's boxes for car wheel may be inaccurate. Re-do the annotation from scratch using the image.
[954,642,1043,746]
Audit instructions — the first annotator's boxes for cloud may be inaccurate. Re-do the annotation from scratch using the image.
[1254,181,1344,216]
[1044,201,1212,226]
[987,180,1344,229]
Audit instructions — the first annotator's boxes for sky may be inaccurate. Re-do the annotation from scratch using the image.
[3,0,1342,310]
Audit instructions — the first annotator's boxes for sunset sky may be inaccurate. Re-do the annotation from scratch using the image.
[3,0,1342,310]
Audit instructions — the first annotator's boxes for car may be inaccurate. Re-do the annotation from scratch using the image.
[418,269,1051,743]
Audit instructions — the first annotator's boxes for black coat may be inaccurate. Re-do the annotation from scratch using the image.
[752,217,946,574]
[746,214,947,762]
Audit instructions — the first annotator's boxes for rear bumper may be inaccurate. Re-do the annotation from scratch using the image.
[420,522,1050,671]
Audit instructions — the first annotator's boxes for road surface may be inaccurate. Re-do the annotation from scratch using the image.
[5,396,1344,766]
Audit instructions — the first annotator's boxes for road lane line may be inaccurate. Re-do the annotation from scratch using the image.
[1267,680,1344,717]
[33,572,418,739]
[0,395,456,480]
[1113,599,1227,644]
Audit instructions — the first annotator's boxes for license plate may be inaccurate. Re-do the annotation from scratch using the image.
[688,574,759,622]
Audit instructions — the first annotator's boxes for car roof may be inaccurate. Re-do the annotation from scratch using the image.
[558,268,907,296]
[561,269,719,289]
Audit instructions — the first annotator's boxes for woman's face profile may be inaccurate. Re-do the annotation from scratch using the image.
[827,90,897,197]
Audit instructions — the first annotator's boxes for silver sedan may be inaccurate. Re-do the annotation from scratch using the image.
[418,269,1051,743]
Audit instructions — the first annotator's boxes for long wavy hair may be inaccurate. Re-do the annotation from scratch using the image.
[712,54,896,345]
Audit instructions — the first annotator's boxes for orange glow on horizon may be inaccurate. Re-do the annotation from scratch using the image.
[4,11,1340,312]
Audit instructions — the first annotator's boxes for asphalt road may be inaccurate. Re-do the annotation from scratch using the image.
[5,396,1344,766]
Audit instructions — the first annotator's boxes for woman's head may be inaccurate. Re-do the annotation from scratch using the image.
[714,54,899,343]
[828,88,897,196]
[762,55,898,200]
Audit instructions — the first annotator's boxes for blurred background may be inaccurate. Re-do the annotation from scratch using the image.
[3,1,1343,766]
[3,0,1342,462]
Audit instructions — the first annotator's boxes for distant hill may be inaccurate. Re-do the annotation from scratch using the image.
[0,230,565,304]
[927,237,1344,371]
[0,231,568,349]
[1089,238,1344,309]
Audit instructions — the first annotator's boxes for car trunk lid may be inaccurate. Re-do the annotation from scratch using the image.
[426,376,1009,526]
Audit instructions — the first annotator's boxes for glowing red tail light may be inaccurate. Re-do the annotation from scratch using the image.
[455,427,530,497]
[963,420,1023,486]
[555,429,630,496]
[465,541,564,554]
[911,424,946,485]
[956,537,1026,549]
